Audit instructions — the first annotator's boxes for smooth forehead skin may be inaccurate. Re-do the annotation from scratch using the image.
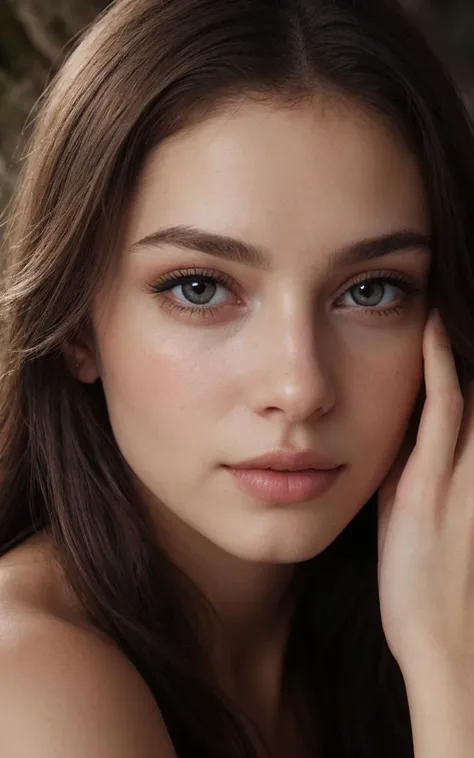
[121,95,428,274]
[88,96,430,566]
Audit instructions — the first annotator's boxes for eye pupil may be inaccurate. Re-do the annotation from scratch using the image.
[190,280,206,295]
[353,280,384,306]
[183,278,216,304]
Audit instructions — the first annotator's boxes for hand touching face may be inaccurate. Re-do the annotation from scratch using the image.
[378,310,474,674]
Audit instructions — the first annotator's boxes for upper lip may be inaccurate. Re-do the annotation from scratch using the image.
[227,450,343,472]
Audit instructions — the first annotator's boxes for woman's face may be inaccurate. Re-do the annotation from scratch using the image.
[85,95,431,564]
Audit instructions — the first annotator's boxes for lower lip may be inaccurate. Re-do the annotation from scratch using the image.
[224,466,344,504]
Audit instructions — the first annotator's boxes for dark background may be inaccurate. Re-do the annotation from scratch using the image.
[1,0,473,213]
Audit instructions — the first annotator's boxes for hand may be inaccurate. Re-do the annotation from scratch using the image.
[377,309,474,677]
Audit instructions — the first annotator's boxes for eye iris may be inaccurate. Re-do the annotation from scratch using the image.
[183,279,216,304]
[352,281,384,306]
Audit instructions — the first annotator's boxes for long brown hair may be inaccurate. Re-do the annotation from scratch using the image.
[1,0,474,755]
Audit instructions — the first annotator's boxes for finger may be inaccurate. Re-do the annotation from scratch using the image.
[414,310,463,484]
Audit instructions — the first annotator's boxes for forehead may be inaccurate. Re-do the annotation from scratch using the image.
[123,95,429,264]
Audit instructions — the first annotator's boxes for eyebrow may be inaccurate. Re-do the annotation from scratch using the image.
[130,224,432,269]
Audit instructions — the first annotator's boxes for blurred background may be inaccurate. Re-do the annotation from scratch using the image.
[0,0,473,215]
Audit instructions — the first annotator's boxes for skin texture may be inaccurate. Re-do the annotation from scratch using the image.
[71,94,432,732]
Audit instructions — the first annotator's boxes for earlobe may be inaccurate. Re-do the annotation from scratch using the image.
[63,331,101,384]
[74,359,100,385]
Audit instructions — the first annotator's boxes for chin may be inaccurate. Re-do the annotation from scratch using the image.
[217,527,335,565]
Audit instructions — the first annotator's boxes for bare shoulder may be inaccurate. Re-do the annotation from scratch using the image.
[0,538,177,757]
[0,611,178,756]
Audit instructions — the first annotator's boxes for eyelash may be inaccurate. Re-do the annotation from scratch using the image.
[148,266,422,321]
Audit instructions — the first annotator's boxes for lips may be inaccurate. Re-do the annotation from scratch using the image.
[225,465,344,504]
[228,448,342,472]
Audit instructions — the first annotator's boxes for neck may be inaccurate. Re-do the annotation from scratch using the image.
[149,495,301,720]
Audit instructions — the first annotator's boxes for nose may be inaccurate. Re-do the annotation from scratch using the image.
[244,294,336,425]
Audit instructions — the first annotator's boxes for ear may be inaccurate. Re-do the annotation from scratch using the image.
[63,322,101,384]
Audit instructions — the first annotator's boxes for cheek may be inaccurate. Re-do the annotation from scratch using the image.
[347,335,424,485]
[94,307,227,470]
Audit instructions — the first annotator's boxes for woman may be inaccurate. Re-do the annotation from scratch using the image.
[1,0,474,755]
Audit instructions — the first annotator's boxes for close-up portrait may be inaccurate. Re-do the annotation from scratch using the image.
[0,1,474,756]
